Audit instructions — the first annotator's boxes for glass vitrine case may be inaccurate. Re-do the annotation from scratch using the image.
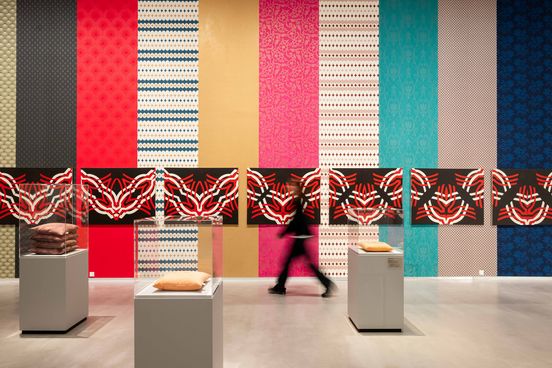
[347,207,404,252]
[134,215,223,297]
[347,207,405,332]
[18,184,89,257]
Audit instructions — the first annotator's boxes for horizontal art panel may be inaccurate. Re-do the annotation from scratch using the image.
[328,168,403,225]
[411,168,484,225]
[492,169,552,226]
[81,168,156,224]
[0,168,73,224]
[247,168,321,225]
[163,168,239,224]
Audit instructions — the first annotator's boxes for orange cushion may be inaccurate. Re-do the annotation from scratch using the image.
[153,271,211,291]
[358,241,393,252]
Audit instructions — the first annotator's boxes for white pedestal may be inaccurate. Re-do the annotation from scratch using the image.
[19,249,89,333]
[348,246,404,331]
[134,281,223,368]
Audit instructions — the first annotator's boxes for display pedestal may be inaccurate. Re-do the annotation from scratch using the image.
[19,249,89,333]
[348,247,404,332]
[134,282,223,368]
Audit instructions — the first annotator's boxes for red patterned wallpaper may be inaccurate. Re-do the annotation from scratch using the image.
[77,0,138,277]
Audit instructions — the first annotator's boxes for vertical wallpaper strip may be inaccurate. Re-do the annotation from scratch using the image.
[318,0,379,277]
[16,0,76,169]
[137,0,199,276]
[437,0,497,276]
[137,0,199,168]
[199,0,259,277]
[17,0,76,277]
[259,0,319,277]
[497,0,552,276]
[0,0,16,278]
[379,0,438,276]
[77,0,138,277]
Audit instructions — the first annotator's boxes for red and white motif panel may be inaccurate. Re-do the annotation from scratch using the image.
[164,168,239,224]
[247,168,321,225]
[0,168,73,225]
[492,169,552,226]
[318,0,380,276]
[81,168,157,224]
[411,168,485,225]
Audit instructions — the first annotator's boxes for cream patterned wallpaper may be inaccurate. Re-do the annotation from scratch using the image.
[0,0,16,278]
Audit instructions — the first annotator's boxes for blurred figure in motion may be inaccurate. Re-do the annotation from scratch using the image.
[268,178,336,297]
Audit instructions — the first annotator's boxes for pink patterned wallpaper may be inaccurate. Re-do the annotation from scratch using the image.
[259,0,319,276]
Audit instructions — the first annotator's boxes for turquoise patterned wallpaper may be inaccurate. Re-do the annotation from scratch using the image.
[380,0,439,276]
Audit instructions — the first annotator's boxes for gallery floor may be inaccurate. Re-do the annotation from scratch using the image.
[0,277,551,368]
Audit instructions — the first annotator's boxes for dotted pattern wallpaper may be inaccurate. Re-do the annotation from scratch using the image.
[437,0,497,276]
[497,0,552,276]
[16,0,76,168]
[15,0,76,277]
[0,0,16,168]
[0,0,16,278]
[318,0,380,277]
[136,222,199,279]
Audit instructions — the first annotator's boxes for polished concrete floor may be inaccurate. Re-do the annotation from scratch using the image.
[1,277,552,368]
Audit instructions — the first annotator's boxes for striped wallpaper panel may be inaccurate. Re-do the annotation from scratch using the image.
[137,0,200,276]
[137,0,199,168]
[318,0,380,277]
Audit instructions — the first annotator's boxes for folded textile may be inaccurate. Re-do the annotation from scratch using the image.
[30,239,78,249]
[31,223,78,236]
[32,245,78,255]
[31,232,78,243]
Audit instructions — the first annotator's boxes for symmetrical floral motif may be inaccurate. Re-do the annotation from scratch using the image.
[164,168,239,224]
[411,168,484,225]
[81,168,156,224]
[328,168,402,225]
[0,168,73,224]
[492,169,552,226]
[247,168,321,225]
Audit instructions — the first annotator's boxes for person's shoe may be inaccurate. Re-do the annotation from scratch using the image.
[268,286,286,295]
[321,281,337,298]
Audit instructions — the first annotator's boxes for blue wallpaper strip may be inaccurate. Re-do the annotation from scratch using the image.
[379,0,439,276]
[497,0,552,276]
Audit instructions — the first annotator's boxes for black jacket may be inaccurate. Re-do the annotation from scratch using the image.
[280,197,312,237]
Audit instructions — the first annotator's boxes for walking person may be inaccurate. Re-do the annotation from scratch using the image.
[268,178,336,297]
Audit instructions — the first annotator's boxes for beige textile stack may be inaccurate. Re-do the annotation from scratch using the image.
[29,223,79,255]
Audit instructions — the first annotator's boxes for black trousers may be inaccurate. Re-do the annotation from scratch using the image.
[276,237,331,289]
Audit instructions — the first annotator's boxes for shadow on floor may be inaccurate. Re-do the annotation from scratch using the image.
[356,318,425,337]
[20,316,115,339]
